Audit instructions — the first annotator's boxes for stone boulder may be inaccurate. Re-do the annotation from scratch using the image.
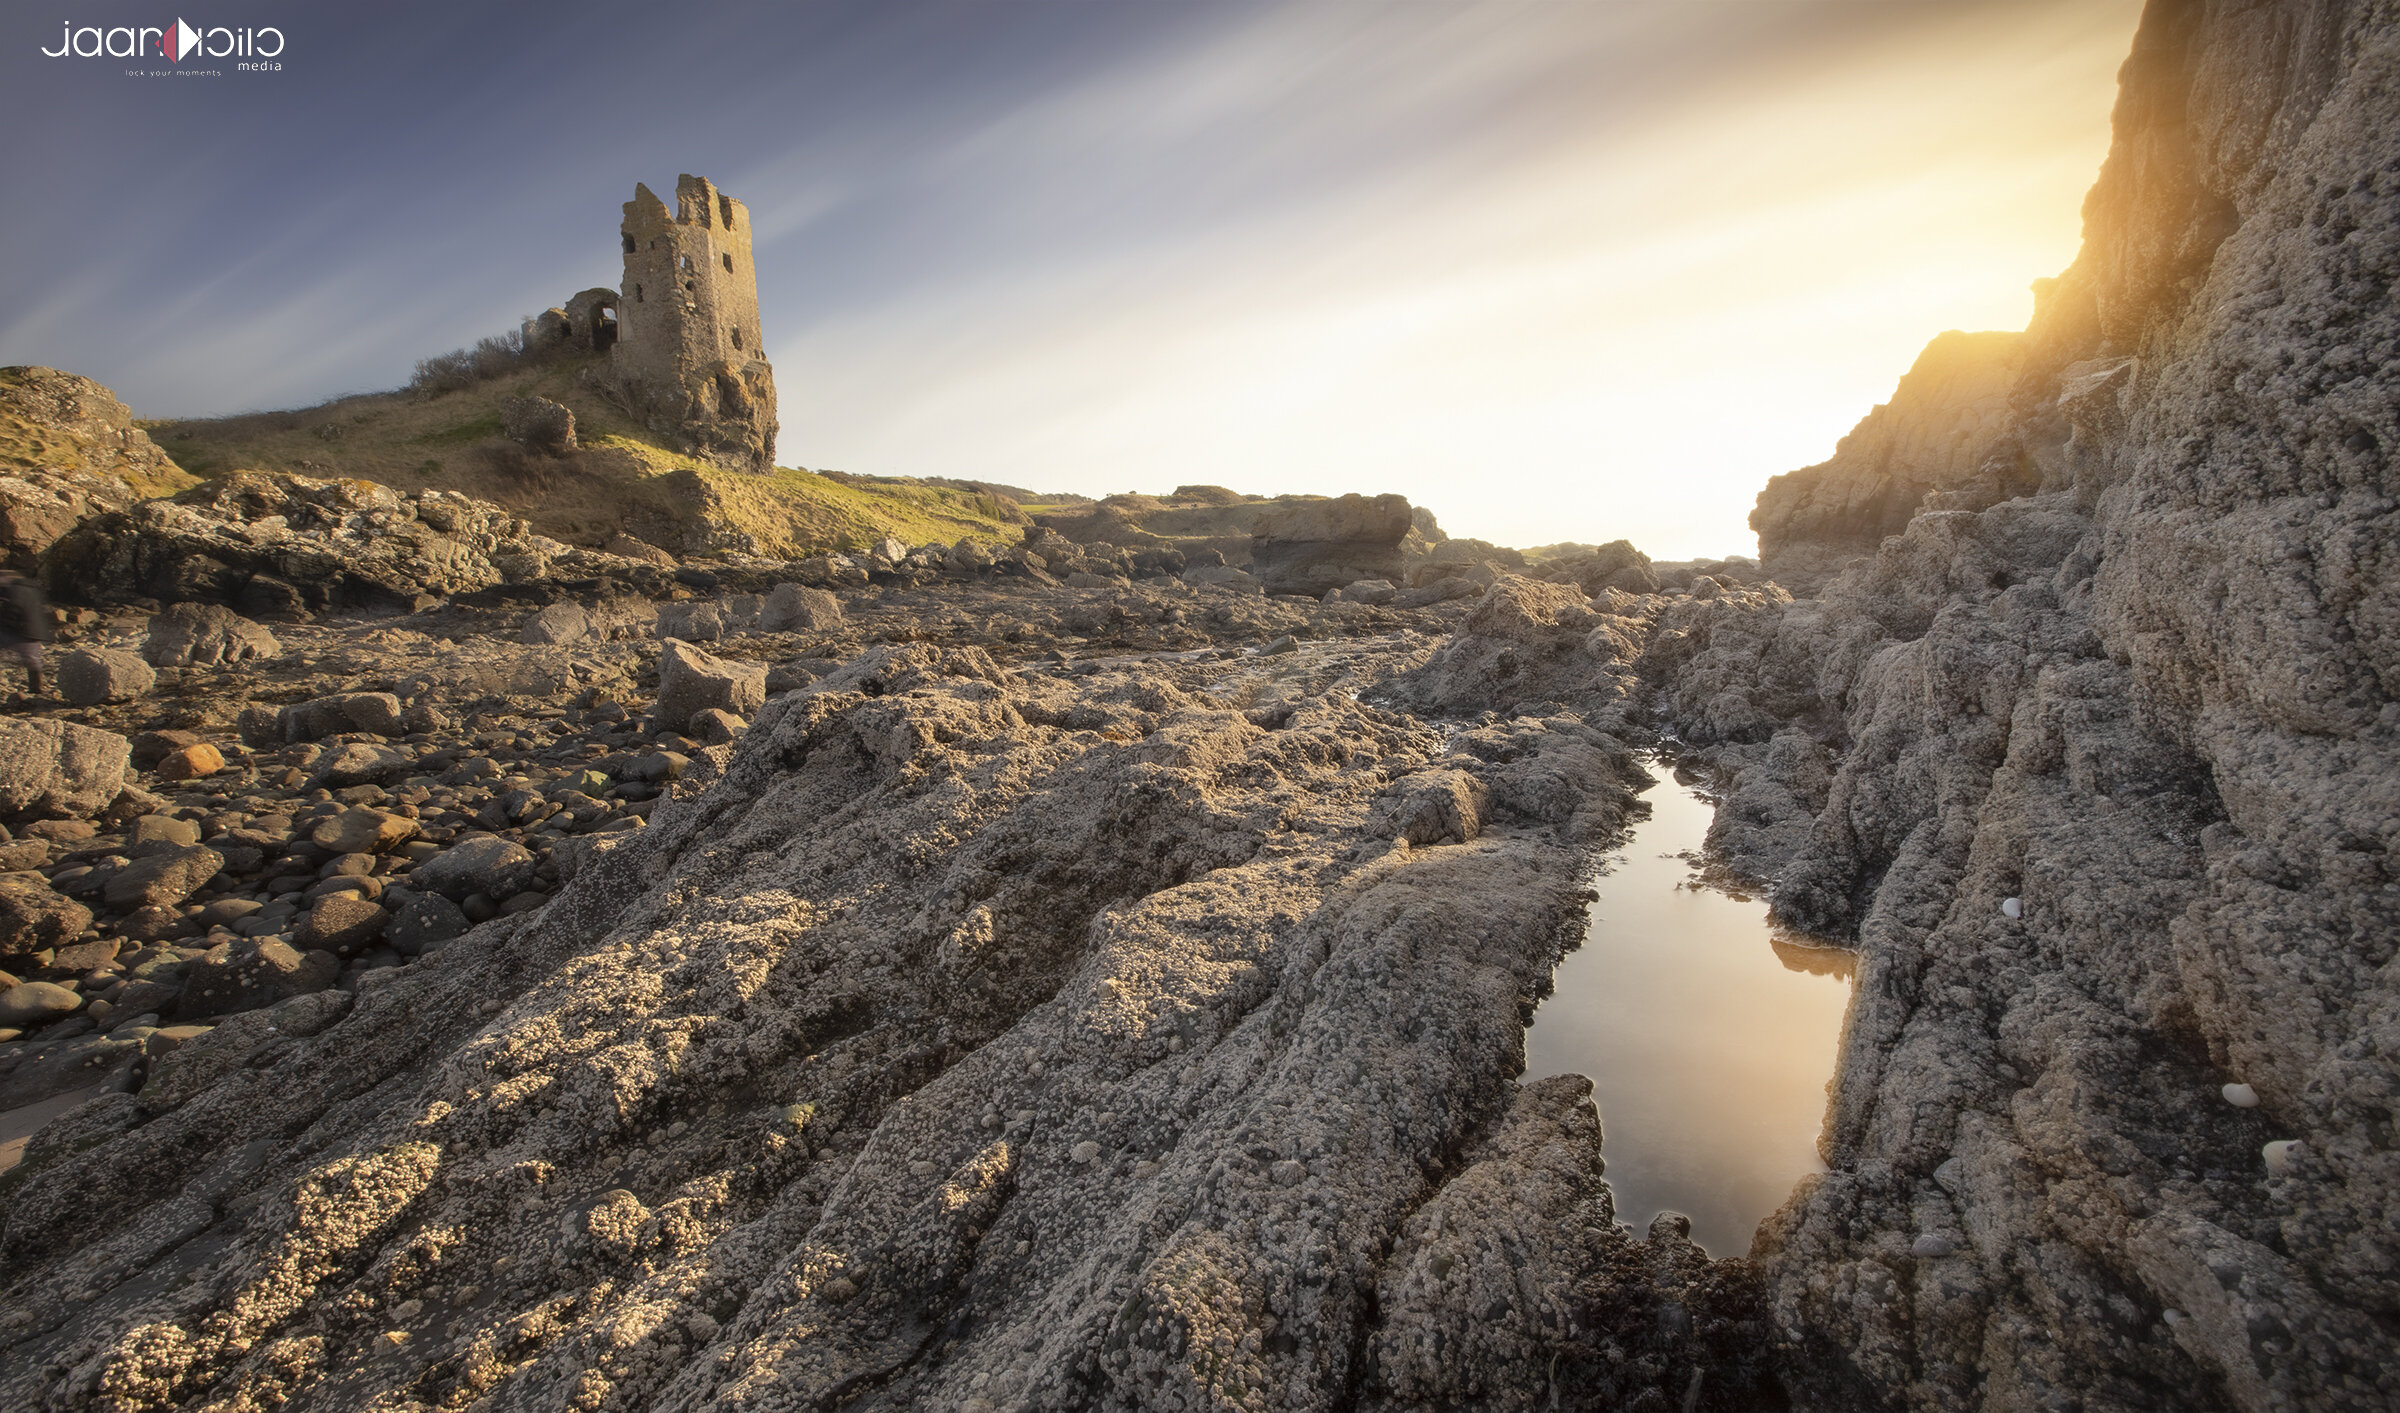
[410,834,537,903]
[0,874,91,957]
[388,892,470,955]
[276,691,406,742]
[0,979,81,1028]
[177,937,337,1018]
[154,742,225,782]
[0,718,130,819]
[102,843,223,911]
[1376,769,1490,847]
[142,602,280,667]
[1248,493,1414,596]
[1328,578,1397,606]
[306,807,417,855]
[521,601,591,645]
[606,533,677,566]
[760,582,842,632]
[306,742,415,790]
[53,646,155,705]
[498,394,578,454]
[656,638,767,733]
[295,895,388,955]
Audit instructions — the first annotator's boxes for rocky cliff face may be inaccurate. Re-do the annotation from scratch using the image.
[1665,1,2400,1406]
[1748,330,2027,593]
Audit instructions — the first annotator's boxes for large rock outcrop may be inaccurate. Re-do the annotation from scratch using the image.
[0,643,1777,1412]
[1248,493,1415,596]
[1662,3,2400,1407]
[48,472,644,614]
[0,367,194,571]
[0,718,129,821]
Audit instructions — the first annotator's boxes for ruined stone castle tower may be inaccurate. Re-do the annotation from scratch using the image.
[526,175,778,472]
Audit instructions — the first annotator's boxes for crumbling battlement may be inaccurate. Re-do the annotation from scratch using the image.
[522,174,779,473]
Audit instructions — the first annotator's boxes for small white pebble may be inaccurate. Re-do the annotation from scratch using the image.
[2222,1083,2259,1108]
[2000,897,2022,920]
[2162,1308,2185,1327]
[2263,1139,2302,1177]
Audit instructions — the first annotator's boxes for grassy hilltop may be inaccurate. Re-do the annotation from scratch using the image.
[141,351,1041,558]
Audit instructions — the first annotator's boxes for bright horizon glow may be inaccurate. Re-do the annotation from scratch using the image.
[769,4,2139,558]
[0,1,2143,560]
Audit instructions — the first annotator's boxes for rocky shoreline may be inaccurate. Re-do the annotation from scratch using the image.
[2,0,2395,1408]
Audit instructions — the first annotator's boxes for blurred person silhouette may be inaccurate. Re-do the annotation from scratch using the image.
[0,568,51,698]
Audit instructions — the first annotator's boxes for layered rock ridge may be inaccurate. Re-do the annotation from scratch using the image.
[0,628,1795,1411]
[1660,2,2400,1407]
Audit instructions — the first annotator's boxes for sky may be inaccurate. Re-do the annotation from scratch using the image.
[0,0,2142,558]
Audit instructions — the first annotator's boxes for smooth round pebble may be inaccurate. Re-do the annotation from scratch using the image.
[2000,896,2023,919]
[1911,1234,1957,1258]
[2263,1139,2302,1177]
[2221,1082,2258,1108]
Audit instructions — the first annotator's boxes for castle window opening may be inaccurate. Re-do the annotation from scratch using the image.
[732,327,743,350]
[719,194,734,229]
[722,253,733,273]
[635,284,644,303]
[622,234,636,255]
[680,255,694,274]
[593,305,617,353]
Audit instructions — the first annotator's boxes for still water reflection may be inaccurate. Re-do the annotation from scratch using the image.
[1524,767,1855,1256]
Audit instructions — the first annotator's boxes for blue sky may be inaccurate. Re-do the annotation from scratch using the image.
[1,0,2141,556]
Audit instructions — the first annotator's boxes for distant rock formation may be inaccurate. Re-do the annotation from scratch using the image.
[1248,492,1415,596]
